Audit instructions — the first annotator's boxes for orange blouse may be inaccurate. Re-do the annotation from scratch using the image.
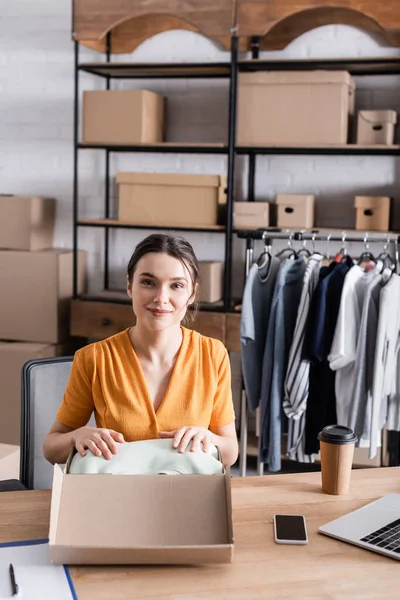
[56,327,235,440]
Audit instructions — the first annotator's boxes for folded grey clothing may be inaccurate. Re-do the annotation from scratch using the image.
[69,438,223,475]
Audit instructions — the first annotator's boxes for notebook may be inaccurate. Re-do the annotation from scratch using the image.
[0,539,77,599]
[319,493,400,560]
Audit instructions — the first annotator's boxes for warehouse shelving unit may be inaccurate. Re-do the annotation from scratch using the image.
[72,39,400,309]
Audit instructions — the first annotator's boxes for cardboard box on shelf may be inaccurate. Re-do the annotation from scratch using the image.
[82,90,165,145]
[357,110,397,145]
[117,173,227,227]
[0,249,87,343]
[237,71,355,146]
[48,451,234,565]
[354,196,390,232]
[233,201,270,229]
[198,262,224,303]
[0,443,20,480]
[0,195,55,251]
[0,340,81,446]
[276,194,315,229]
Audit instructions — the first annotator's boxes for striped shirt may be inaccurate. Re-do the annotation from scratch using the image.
[283,254,323,463]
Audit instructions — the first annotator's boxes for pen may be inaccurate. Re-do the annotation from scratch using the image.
[9,563,18,596]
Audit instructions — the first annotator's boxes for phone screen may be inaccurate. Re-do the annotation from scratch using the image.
[274,515,307,541]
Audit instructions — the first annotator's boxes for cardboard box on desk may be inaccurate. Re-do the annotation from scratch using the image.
[0,195,55,250]
[0,340,82,446]
[48,452,234,566]
[0,249,87,343]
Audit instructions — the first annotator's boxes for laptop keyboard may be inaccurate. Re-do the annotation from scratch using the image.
[360,518,400,552]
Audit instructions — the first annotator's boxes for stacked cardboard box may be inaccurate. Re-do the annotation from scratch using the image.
[0,195,87,446]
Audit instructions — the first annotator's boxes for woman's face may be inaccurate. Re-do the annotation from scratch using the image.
[127,252,194,331]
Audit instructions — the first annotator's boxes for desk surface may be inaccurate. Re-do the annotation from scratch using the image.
[1,468,400,599]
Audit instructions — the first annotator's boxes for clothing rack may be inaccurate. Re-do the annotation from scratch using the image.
[237,228,400,477]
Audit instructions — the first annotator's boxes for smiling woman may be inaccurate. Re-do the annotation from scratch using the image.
[43,234,238,468]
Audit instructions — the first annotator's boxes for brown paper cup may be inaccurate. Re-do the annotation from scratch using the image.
[318,425,357,495]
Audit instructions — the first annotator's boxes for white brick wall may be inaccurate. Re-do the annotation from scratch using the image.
[1,3,400,410]
[2,3,400,290]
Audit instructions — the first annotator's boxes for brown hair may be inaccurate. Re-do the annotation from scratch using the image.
[127,234,200,322]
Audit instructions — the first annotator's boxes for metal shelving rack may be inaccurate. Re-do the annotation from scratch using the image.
[73,33,238,312]
[72,34,400,474]
[237,228,400,477]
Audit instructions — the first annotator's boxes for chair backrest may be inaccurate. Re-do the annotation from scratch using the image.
[21,356,73,490]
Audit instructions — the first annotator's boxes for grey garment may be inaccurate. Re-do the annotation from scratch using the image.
[347,272,382,445]
[240,257,280,411]
[284,254,323,463]
[259,257,307,472]
[333,267,378,427]
[370,274,400,458]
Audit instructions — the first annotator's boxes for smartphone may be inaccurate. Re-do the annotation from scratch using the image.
[274,514,308,545]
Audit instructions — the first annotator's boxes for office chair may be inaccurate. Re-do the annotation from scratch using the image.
[20,356,73,490]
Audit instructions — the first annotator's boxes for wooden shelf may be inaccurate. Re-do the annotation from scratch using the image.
[78,142,228,154]
[79,61,231,78]
[77,219,226,234]
[240,56,400,76]
[236,144,400,156]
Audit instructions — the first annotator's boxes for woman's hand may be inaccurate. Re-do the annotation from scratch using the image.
[72,426,125,460]
[159,427,212,453]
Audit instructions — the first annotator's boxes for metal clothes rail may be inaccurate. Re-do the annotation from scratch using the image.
[236,228,400,477]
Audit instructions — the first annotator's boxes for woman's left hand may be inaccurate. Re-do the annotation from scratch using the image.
[159,427,213,453]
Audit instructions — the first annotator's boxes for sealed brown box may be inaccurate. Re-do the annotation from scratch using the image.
[82,90,165,144]
[233,202,269,229]
[199,261,224,303]
[357,110,397,145]
[237,71,355,145]
[117,173,227,227]
[0,341,78,445]
[0,443,19,480]
[276,194,315,229]
[49,458,234,565]
[0,249,87,343]
[355,196,390,232]
[0,195,55,250]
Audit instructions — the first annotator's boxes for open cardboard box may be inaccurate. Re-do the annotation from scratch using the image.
[49,448,234,565]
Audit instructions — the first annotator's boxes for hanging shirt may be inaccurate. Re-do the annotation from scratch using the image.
[347,271,382,447]
[328,265,367,426]
[303,258,353,455]
[259,257,306,472]
[370,274,400,458]
[284,253,323,463]
[240,257,280,411]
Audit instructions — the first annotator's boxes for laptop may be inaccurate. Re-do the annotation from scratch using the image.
[319,493,400,560]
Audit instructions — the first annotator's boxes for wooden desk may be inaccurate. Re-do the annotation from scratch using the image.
[1,468,400,599]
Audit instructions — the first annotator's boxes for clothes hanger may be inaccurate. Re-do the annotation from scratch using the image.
[321,233,332,266]
[297,236,311,257]
[257,232,272,268]
[335,231,349,263]
[376,235,395,271]
[256,232,275,282]
[310,232,323,257]
[357,233,377,266]
[275,232,298,260]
